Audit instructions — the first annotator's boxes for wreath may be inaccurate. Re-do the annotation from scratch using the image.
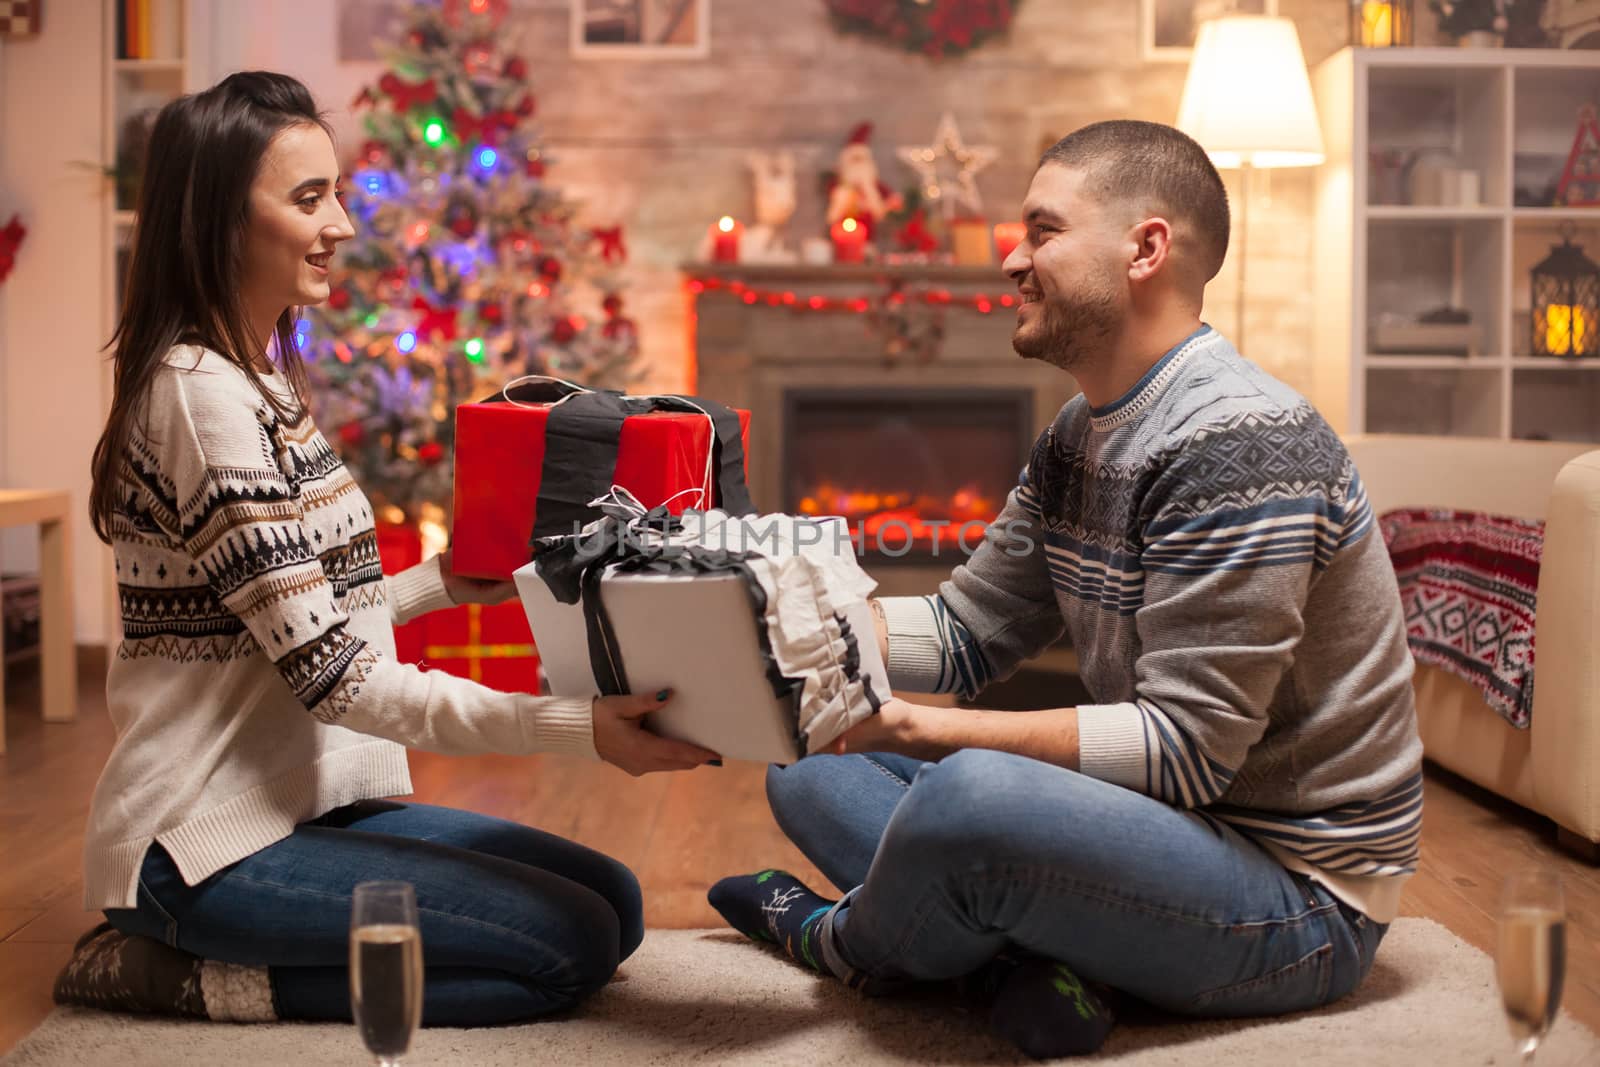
[824,0,1020,59]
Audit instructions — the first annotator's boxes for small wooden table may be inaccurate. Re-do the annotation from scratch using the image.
[0,490,77,755]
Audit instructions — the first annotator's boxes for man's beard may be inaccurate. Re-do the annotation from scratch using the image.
[1011,283,1120,372]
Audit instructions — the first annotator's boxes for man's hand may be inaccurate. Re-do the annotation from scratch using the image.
[870,598,889,664]
[593,689,721,776]
[439,547,518,606]
[826,698,948,760]
[825,698,1083,771]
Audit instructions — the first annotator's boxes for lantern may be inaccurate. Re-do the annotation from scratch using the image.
[1351,0,1412,47]
[1531,230,1600,358]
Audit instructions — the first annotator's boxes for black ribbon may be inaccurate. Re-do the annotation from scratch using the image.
[478,381,754,546]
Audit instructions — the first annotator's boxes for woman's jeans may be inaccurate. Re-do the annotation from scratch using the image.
[105,800,643,1025]
[767,749,1387,1016]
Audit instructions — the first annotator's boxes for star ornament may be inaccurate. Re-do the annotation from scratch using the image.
[896,113,999,220]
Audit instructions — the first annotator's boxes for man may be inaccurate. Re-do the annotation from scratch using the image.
[709,120,1422,1058]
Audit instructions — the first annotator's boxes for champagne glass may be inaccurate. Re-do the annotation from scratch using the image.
[1496,868,1566,1062]
[350,881,424,1066]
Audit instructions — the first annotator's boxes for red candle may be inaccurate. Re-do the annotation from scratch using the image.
[710,216,743,263]
[830,216,867,264]
[993,222,1026,262]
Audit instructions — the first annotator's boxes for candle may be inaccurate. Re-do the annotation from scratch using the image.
[1546,304,1589,356]
[993,222,1026,262]
[830,216,867,264]
[1360,2,1402,47]
[710,216,742,263]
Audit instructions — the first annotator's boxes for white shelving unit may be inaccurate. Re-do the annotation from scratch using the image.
[1312,46,1600,444]
[101,0,208,336]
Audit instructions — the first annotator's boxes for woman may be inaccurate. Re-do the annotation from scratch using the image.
[65,70,718,1026]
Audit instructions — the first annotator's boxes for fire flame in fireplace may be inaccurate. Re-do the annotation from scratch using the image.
[796,483,997,548]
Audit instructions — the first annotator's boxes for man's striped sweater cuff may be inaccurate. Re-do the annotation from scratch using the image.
[877,596,951,694]
[1076,702,1150,791]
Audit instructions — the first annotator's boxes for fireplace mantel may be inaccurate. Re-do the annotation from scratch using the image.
[686,262,1078,599]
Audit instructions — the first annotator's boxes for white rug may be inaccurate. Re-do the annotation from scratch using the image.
[4,920,1597,1066]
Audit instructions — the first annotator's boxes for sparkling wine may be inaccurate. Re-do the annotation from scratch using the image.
[351,923,423,1060]
[1497,907,1566,1050]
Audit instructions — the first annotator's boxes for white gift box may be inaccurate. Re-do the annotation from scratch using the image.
[514,511,890,764]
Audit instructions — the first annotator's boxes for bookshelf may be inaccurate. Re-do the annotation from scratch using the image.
[102,0,206,326]
[1311,46,1600,444]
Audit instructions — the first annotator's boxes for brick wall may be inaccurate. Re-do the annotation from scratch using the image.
[455,0,1352,399]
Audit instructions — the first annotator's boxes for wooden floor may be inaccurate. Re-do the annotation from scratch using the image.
[1,659,1597,1057]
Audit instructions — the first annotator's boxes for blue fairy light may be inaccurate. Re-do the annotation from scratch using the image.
[396,330,417,354]
[476,147,498,173]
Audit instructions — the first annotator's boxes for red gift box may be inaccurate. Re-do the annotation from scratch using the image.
[376,520,541,690]
[451,398,752,580]
[420,601,541,694]
[375,520,427,665]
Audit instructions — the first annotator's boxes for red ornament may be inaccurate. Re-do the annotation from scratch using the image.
[538,256,563,283]
[505,57,528,80]
[525,158,546,179]
[590,225,627,265]
[418,441,446,466]
[602,316,637,341]
[480,302,503,324]
[378,73,438,113]
[602,293,623,315]
[450,213,477,238]
[361,140,387,166]
[452,106,515,146]
[516,93,536,117]
[550,317,577,344]
[338,420,366,448]
[412,296,460,342]
[0,214,26,285]
[328,287,351,310]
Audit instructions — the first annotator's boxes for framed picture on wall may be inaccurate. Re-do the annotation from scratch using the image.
[1141,0,1278,62]
[338,0,404,63]
[571,0,709,58]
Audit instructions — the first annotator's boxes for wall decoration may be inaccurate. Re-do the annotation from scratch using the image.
[0,0,40,39]
[1142,0,1277,61]
[824,0,1020,59]
[572,0,709,58]
[339,0,404,61]
[895,113,998,221]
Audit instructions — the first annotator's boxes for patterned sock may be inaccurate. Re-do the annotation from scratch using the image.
[53,923,277,1022]
[982,955,1115,1059]
[707,869,836,975]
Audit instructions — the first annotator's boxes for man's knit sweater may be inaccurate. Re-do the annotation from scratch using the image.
[84,346,596,910]
[880,327,1423,923]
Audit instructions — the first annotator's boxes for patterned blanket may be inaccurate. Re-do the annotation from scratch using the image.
[1379,509,1544,729]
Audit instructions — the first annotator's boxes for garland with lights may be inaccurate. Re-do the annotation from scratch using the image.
[824,0,1020,59]
[302,0,640,521]
[686,273,1021,314]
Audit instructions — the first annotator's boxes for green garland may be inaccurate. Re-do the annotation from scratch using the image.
[824,0,1021,59]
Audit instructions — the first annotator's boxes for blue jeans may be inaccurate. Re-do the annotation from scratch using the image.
[766,749,1387,1016]
[105,800,643,1025]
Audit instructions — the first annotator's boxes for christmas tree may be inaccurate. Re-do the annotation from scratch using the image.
[303,0,641,523]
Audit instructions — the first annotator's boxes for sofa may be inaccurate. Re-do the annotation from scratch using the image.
[1345,434,1600,857]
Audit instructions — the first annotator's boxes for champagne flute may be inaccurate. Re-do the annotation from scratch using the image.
[350,881,424,1066]
[1496,868,1566,1062]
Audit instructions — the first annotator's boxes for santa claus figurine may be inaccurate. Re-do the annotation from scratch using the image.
[826,123,901,242]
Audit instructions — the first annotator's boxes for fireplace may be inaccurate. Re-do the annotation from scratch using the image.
[688,262,1078,597]
[782,387,1033,565]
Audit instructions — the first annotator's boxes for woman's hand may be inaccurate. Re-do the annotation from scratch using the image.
[439,547,518,606]
[593,689,721,776]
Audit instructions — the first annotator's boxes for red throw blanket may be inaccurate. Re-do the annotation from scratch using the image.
[1379,509,1543,729]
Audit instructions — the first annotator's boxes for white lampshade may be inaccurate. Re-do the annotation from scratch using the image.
[1176,15,1325,170]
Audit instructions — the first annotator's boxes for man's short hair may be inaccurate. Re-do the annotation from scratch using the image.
[1040,120,1230,285]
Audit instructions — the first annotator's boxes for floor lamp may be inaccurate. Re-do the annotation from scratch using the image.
[1176,15,1325,355]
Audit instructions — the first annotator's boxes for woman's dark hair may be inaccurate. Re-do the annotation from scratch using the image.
[89,71,330,543]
